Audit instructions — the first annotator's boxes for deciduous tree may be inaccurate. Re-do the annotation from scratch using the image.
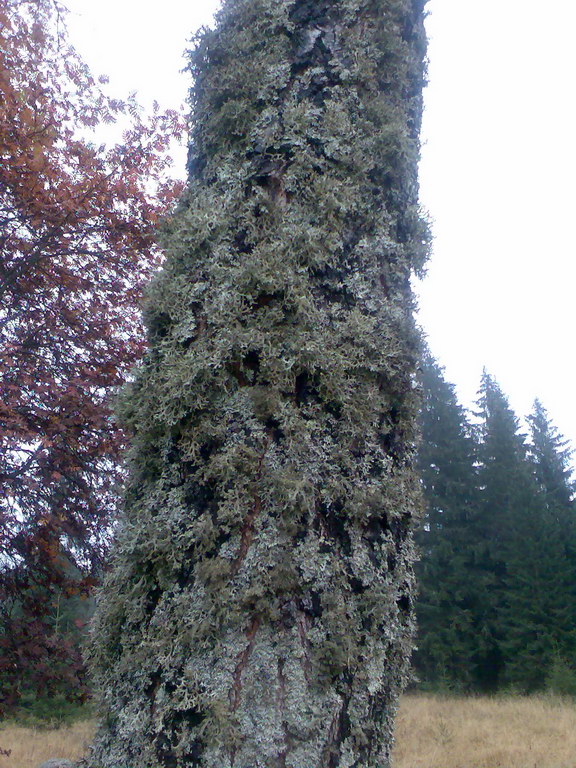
[0,0,184,713]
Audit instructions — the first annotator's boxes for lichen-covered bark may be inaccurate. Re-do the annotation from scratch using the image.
[85,1,429,766]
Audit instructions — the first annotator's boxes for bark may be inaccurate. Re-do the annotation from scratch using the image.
[84,1,429,766]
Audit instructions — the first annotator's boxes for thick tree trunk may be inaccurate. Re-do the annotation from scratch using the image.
[85,1,428,766]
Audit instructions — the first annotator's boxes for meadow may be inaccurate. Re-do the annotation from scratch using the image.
[2,694,576,768]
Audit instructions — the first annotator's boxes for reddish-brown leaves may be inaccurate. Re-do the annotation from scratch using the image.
[0,0,185,713]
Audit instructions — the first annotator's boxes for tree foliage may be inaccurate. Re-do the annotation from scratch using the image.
[415,353,481,689]
[416,359,576,693]
[0,0,184,714]
[528,399,574,509]
[471,372,540,689]
[501,400,576,691]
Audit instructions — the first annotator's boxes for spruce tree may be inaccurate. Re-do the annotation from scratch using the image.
[84,2,429,767]
[475,371,541,552]
[415,353,480,689]
[501,400,576,691]
[417,372,576,693]
[528,399,574,510]
[471,371,536,689]
[501,502,576,691]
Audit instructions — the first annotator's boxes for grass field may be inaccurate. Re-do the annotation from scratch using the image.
[2,694,576,768]
[394,694,576,768]
[0,718,93,768]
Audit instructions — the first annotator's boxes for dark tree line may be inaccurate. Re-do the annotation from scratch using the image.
[415,353,576,693]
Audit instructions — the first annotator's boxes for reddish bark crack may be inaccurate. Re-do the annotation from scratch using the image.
[229,615,261,767]
[230,495,261,577]
[230,615,261,713]
[230,433,272,577]
[297,609,312,683]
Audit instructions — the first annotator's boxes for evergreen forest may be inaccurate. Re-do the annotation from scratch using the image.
[415,353,576,695]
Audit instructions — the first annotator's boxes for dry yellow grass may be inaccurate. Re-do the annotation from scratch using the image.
[0,719,95,768]
[394,693,576,768]
[2,694,576,768]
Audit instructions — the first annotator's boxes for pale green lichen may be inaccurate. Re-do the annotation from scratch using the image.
[84,0,429,766]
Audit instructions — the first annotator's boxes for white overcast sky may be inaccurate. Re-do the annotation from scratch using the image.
[65,0,576,457]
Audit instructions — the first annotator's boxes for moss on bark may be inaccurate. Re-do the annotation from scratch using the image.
[84,1,429,766]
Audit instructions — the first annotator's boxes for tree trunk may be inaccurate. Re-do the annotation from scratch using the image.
[85,1,428,766]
